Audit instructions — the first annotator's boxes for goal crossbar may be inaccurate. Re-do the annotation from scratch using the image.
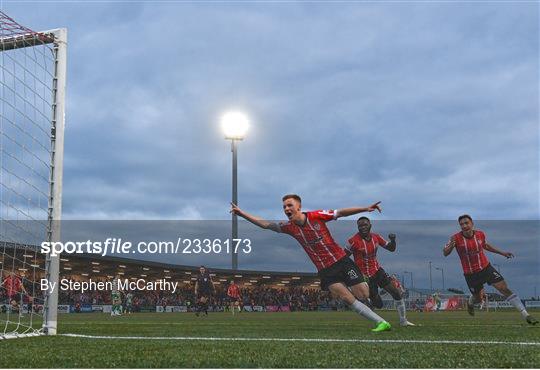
[0,32,55,51]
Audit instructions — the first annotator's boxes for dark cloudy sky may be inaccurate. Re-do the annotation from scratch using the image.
[3,2,538,296]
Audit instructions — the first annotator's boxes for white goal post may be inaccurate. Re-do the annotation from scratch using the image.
[0,12,66,339]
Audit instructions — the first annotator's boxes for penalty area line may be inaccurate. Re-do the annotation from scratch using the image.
[60,334,540,346]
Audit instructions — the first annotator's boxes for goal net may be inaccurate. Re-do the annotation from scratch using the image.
[0,11,66,339]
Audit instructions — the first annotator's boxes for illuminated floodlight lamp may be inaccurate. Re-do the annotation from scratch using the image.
[221,111,249,140]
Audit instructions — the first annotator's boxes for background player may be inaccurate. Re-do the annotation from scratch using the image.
[194,266,215,316]
[347,217,415,327]
[227,279,242,315]
[479,289,488,311]
[231,194,391,332]
[391,274,405,295]
[124,291,134,314]
[111,274,122,316]
[443,214,538,325]
[1,272,27,308]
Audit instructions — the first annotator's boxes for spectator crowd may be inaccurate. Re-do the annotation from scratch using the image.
[56,280,345,311]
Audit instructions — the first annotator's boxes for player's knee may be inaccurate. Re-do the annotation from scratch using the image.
[351,284,369,300]
[340,295,355,306]
[361,283,371,297]
[329,285,355,305]
[494,283,512,297]
[356,290,369,300]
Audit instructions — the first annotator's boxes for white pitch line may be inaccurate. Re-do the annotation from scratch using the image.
[60,334,540,346]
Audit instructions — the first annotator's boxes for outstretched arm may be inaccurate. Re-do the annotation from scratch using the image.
[484,242,514,259]
[230,203,281,232]
[335,201,382,219]
[443,238,456,257]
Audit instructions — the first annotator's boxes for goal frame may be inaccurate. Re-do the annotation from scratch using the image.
[0,27,67,338]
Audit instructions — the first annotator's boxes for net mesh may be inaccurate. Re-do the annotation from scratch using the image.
[0,11,57,337]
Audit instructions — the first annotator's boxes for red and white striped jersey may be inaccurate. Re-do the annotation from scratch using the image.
[348,233,388,277]
[451,230,490,274]
[2,275,22,297]
[227,284,240,299]
[278,210,346,271]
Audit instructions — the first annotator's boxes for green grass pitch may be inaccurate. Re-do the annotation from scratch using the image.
[1,310,538,368]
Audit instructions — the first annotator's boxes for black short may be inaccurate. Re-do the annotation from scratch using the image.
[318,257,367,291]
[368,267,393,297]
[464,264,504,294]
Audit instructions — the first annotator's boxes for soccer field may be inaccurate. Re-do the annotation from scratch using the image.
[1,310,539,368]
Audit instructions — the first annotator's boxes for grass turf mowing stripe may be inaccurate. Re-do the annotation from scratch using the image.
[61,333,540,346]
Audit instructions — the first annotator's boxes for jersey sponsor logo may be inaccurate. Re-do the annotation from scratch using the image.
[294,232,323,245]
[313,223,321,231]
[305,236,323,245]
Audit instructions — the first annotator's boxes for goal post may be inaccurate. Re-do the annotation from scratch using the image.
[44,27,67,336]
[0,12,66,339]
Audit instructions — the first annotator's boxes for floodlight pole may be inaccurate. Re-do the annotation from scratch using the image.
[222,112,248,271]
[435,267,445,291]
[429,261,433,292]
[231,138,240,270]
[404,271,413,289]
[441,268,445,291]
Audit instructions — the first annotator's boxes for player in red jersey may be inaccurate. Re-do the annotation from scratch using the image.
[443,214,538,325]
[347,217,415,327]
[1,271,27,303]
[479,289,488,311]
[231,194,391,332]
[227,280,242,315]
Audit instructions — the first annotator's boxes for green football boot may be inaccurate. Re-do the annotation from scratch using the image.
[371,321,392,332]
